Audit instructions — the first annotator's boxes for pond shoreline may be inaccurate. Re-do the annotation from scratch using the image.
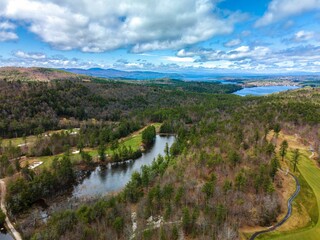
[14,135,176,239]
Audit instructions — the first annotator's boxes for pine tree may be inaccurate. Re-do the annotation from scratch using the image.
[291,149,300,172]
[280,140,288,161]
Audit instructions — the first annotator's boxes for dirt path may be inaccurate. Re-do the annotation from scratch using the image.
[310,151,315,159]
[0,179,22,240]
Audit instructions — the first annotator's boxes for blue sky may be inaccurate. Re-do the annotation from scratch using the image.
[0,0,320,73]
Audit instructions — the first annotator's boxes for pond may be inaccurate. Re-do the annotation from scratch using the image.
[234,86,300,96]
[0,227,14,240]
[71,135,176,199]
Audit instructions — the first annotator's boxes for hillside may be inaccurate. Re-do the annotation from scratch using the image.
[0,68,241,138]
[0,67,86,82]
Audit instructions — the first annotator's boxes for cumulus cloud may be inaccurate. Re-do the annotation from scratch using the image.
[5,45,320,73]
[14,51,47,60]
[224,39,241,47]
[293,30,314,42]
[282,30,317,44]
[7,50,156,70]
[0,51,103,68]
[0,20,17,41]
[175,44,320,72]
[0,31,18,41]
[177,45,271,61]
[256,0,320,27]
[0,21,16,30]
[164,56,195,63]
[277,44,320,58]
[0,0,244,52]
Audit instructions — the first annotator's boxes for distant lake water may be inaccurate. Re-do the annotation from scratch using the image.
[234,86,300,96]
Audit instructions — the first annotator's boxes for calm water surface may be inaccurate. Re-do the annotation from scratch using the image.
[234,86,299,96]
[71,135,176,199]
[0,228,14,240]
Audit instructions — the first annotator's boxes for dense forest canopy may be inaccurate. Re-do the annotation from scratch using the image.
[0,73,241,138]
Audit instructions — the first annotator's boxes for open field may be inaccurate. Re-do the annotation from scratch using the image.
[1,128,80,147]
[86,133,142,157]
[20,123,161,170]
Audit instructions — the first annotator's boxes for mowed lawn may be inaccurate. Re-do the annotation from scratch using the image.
[26,123,161,170]
[2,128,80,147]
[32,134,142,170]
[2,135,37,146]
[258,150,320,240]
[88,133,142,157]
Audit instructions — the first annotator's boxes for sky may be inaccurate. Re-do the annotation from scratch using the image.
[0,0,320,73]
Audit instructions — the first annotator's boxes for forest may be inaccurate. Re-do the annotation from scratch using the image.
[1,69,320,240]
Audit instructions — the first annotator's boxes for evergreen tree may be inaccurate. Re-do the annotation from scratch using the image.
[270,157,279,181]
[98,144,106,162]
[142,126,156,148]
[279,140,288,161]
[291,149,300,172]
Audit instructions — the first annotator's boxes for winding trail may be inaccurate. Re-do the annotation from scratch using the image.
[249,172,300,240]
[0,179,22,240]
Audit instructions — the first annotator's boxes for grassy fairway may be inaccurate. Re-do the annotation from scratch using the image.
[2,135,37,146]
[1,128,79,147]
[25,123,160,170]
[257,143,320,240]
[88,134,142,156]
[24,153,82,170]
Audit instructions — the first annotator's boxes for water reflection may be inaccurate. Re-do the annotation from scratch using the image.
[234,86,299,96]
[71,135,175,199]
[0,227,14,240]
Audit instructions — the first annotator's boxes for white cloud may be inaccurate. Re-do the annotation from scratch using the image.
[172,45,320,72]
[0,21,16,30]
[177,49,196,57]
[0,0,244,53]
[14,51,47,60]
[224,39,241,47]
[4,45,320,73]
[275,61,295,67]
[165,56,195,63]
[0,31,18,41]
[0,20,17,41]
[293,30,314,42]
[1,51,105,68]
[177,46,271,61]
[256,0,320,27]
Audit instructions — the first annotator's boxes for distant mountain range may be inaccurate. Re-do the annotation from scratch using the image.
[61,68,184,80]
[61,68,320,81]
[61,68,237,81]
[1,67,319,83]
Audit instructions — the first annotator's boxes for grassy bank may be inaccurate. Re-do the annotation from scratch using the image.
[252,132,320,239]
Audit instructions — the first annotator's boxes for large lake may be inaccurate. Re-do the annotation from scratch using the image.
[71,135,176,199]
[234,86,299,96]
